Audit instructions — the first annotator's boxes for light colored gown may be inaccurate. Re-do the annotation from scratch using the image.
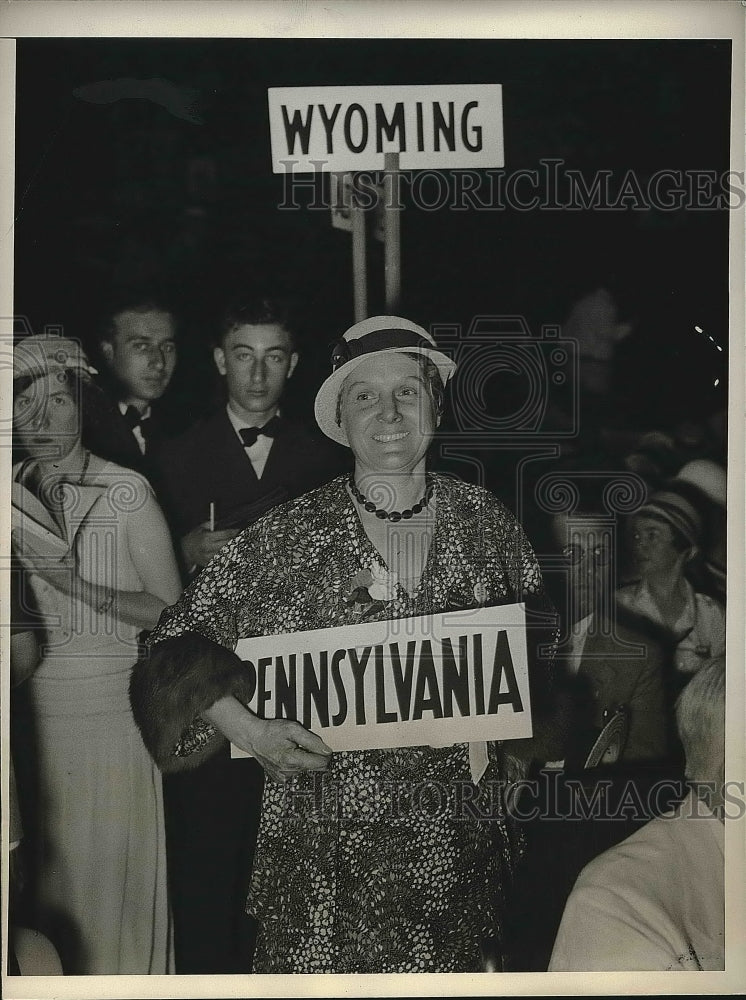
[12,456,173,974]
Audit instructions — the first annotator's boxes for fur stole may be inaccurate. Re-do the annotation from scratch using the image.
[129,631,254,773]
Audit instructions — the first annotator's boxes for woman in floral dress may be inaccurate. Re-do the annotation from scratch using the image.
[131,315,558,973]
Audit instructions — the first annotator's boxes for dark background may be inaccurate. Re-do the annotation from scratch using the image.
[14,38,732,432]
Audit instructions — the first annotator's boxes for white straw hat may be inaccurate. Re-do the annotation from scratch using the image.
[675,459,727,508]
[314,315,456,446]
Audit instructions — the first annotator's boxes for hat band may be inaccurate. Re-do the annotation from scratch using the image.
[639,500,699,546]
[331,329,433,370]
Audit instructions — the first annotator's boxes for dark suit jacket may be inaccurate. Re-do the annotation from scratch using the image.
[154,408,348,539]
[87,387,177,490]
[575,604,676,763]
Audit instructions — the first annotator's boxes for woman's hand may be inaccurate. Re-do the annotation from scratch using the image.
[248,718,334,783]
[203,695,333,783]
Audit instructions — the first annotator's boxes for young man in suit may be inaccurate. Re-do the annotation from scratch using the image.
[153,296,345,974]
[95,293,180,474]
[157,296,343,572]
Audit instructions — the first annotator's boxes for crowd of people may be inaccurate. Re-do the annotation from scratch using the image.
[8,289,728,976]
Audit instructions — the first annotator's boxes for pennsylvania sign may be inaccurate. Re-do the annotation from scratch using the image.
[267,84,504,173]
[231,603,531,752]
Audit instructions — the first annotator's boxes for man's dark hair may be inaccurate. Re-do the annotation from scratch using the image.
[215,296,296,350]
[99,289,177,345]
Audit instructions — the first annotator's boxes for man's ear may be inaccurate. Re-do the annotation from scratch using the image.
[287,352,299,379]
[213,346,227,376]
[100,340,114,365]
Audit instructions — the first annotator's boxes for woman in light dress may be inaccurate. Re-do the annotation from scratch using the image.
[11,334,181,974]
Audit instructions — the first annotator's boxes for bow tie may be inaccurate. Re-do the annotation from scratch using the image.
[123,405,151,438]
[238,415,282,448]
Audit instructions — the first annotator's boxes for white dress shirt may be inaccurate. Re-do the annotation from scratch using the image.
[226,403,277,479]
[118,401,152,455]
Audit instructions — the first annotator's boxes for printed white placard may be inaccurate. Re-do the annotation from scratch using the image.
[268,84,504,173]
[231,602,531,753]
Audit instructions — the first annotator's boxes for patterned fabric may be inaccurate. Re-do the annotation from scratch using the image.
[148,473,552,973]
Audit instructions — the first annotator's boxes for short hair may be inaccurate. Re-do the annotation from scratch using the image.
[334,351,445,429]
[215,296,296,350]
[100,290,177,344]
[675,658,725,782]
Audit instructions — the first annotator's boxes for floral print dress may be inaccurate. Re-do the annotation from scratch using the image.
[146,474,552,973]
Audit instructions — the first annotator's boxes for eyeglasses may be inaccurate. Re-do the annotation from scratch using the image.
[561,543,612,567]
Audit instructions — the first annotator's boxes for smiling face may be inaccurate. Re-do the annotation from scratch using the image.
[214,322,299,425]
[13,370,81,460]
[101,308,177,409]
[340,352,439,477]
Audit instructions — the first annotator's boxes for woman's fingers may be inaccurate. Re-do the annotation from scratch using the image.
[284,721,333,756]
[286,747,331,771]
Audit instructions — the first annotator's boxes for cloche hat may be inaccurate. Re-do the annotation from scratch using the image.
[13,334,98,382]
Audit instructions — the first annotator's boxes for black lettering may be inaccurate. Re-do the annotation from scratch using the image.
[302,651,329,729]
[460,100,482,152]
[375,644,398,723]
[412,640,444,720]
[375,101,406,153]
[349,646,372,724]
[318,103,342,154]
[330,648,348,726]
[280,104,314,155]
[472,635,485,715]
[257,656,273,718]
[416,101,424,152]
[344,103,369,153]
[433,101,455,152]
[275,653,297,720]
[390,640,417,720]
[441,635,470,717]
[487,631,524,714]
[240,659,257,707]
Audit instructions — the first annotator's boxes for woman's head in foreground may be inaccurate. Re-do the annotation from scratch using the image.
[315,315,454,475]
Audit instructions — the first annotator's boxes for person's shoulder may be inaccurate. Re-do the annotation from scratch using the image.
[87,456,154,501]
[225,476,348,560]
[262,475,347,525]
[617,581,642,606]
[282,418,347,457]
[157,409,229,459]
[579,811,680,892]
[435,474,517,519]
[693,589,725,617]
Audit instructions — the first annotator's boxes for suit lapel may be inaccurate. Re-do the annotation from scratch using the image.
[206,413,260,522]
[259,427,295,486]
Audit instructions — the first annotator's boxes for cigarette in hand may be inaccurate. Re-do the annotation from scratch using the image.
[209,502,215,533]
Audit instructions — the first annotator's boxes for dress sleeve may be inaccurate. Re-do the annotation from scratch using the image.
[129,521,270,772]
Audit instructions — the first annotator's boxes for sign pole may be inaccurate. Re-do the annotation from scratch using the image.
[351,174,367,322]
[384,152,401,312]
